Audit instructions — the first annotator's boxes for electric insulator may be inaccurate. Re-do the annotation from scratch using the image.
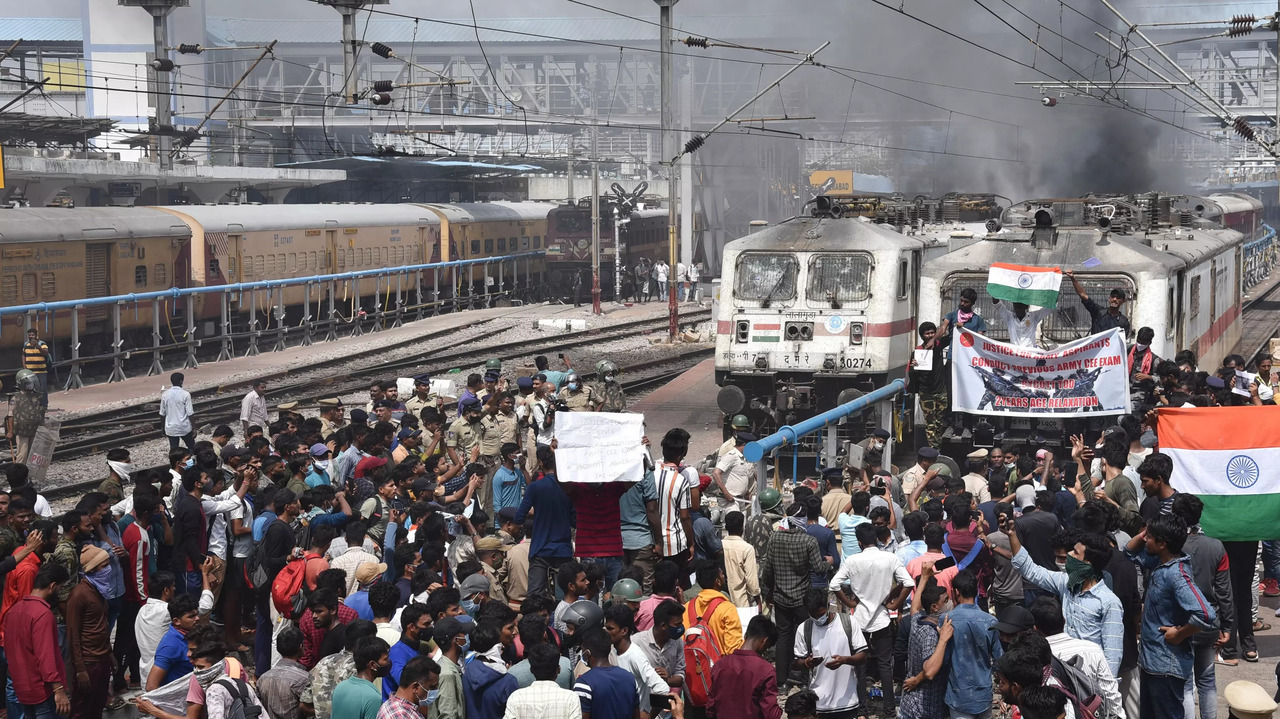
[177,44,202,55]
[372,80,394,93]
[370,42,395,59]
[1234,117,1257,140]
[683,37,709,48]
[371,92,393,106]
[151,58,175,72]
[683,134,706,155]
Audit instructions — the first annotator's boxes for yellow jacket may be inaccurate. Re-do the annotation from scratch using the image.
[686,588,743,654]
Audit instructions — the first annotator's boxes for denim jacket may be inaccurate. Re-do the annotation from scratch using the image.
[1123,548,1215,679]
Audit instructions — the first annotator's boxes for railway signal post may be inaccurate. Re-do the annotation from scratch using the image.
[656,0,680,340]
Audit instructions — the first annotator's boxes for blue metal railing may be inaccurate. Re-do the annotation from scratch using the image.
[1244,224,1277,293]
[0,251,545,317]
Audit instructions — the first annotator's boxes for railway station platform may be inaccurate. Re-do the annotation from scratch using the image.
[629,358,726,462]
[45,300,703,420]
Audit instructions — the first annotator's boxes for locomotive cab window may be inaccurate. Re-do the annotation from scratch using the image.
[897,259,909,299]
[735,252,799,305]
[807,254,873,308]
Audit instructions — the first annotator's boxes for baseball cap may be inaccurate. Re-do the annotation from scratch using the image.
[397,427,423,441]
[991,605,1036,635]
[434,616,473,638]
[355,562,388,586]
[458,572,491,598]
[310,443,331,458]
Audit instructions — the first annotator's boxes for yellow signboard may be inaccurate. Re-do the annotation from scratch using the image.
[0,146,5,189]
[808,170,854,196]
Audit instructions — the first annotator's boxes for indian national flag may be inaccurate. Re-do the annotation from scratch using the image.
[1157,407,1280,542]
[987,263,1062,308]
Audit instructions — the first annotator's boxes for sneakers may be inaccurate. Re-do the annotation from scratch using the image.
[1263,578,1280,597]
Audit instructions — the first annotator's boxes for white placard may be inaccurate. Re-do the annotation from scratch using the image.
[553,411,647,483]
[912,349,934,372]
[430,378,456,399]
[396,377,415,398]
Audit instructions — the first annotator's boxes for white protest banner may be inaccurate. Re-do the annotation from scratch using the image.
[26,419,60,486]
[950,328,1130,417]
[553,411,647,483]
[912,349,934,372]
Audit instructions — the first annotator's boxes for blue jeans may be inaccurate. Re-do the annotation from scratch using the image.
[950,711,992,719]
[2,648,21,719]
[1142,670,1187,719]
[182,570,202,596]
[1262,541,1280,582]
[580,556,623,594]
[21,697,61,719]
[254,587,273,674]
[1183,643,1216,719]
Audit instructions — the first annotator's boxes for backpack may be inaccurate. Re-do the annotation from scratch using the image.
[683,596,727,707]
[245,540,268,590]
[1049,655,1103,719]
[213,677,262,719]
[803,611,858,656]
[271,552,321,619]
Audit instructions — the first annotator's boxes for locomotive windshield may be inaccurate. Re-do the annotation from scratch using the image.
[807,254,872,306]
[554,212,590,234]
[735,252,799,305]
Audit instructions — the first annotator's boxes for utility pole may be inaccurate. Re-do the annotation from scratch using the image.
[591,127,602,314]
[655,0,679,340]
[312,0,390,104]
[120,0,188,170]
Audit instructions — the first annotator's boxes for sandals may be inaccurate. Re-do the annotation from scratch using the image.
[1245,650,1260,663]
[105,698,127,712]
[1254,620,1272,632]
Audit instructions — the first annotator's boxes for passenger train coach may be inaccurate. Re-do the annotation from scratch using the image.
[715,191,1264,447]
[0,201,560,358]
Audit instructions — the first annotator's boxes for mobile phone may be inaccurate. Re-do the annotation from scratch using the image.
[933,556,957,572]
[650,694,672,711]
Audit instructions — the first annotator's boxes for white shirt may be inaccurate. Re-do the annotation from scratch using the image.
[1257,372,1275,401]
[996,302,1049,348]
[688,264,700,282]
[654,464,697,556]
[829,545,915,633]
[532,399,555,446]
[616,643,670,714]
[1046,633,1119,719]
[160,386,194,437]
[654,263,669,282]
[676,262,687,282]
[228,494,255,559]
[201,493,243,560]
[961,473,992,504]
[794,614,869,713]
[34,493,51,518]
[714,447,755,502]
[504,680,582,719]
[240,389,268,427]
[137,597,172,679]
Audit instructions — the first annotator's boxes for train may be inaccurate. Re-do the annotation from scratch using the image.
[543,198,672,300]
[714,190,1266,455]
[0,199,645,361]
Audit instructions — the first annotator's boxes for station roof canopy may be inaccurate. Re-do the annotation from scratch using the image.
[0,113,115,145]
[277,155,545,181]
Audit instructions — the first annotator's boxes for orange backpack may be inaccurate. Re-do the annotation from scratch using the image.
[271,552,321,619]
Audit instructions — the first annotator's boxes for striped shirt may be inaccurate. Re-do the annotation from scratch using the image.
[568,483,628,558]
[654,464,696,556]
[21,342,48,373]
[1012,547,1125,674]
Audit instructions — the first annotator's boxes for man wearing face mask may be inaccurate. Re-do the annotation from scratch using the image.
[99,449,133,504]
[66,546,113,719]
[459,572,492,620]
[558,372,603,412]
[1127,326,1161,405]
[386,604,433,700]
[446,399,485,466]
[595,360,626,413]
[1005,518,1125,675]
[430,616,472,719]
[379,655,442,719]
[332,636,392,719]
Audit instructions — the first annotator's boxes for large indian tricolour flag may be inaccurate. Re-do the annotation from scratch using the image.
[1157,407,1280,542]
[987,263,1062,308]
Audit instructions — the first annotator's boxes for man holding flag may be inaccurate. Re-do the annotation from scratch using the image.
[986,263,1060,348]
[1065,269,1132,336]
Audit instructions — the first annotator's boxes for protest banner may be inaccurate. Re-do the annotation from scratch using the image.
[950,328,1129,417]
[554,411,647,483]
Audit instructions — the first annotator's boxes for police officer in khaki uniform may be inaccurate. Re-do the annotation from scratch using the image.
[1224,680,1277,719]
[318,398,344,441]
[403,374,439,420]
[476,394,511,517]
[446,398,485,462]
[558,371,602,412]
[513,377,540,478]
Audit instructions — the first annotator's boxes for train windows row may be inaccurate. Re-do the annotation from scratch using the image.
[468,237,541,255]
[3,271,70,301]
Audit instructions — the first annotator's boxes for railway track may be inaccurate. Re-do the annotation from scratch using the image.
[41,344,714,502]
[1243,271,1280,363]
[50,309,712,464]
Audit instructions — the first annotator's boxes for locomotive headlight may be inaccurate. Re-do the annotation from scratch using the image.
[823,356,836,370]
[754,355,768,369]
[736,320,750,343]
[849,322,865,345]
